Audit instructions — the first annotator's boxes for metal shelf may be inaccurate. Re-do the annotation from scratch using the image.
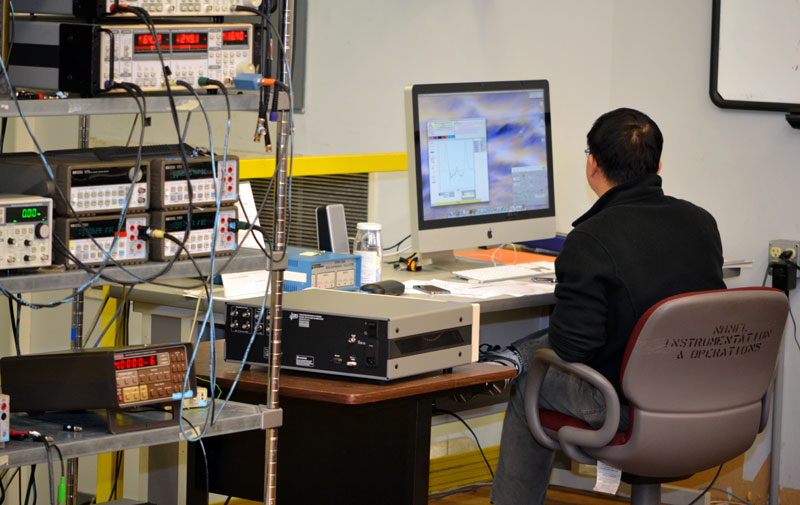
[0,401,282,469]
[0,92,259,118]
[0,248,286,293]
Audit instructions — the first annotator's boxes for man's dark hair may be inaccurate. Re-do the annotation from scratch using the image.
[586,108,663,184]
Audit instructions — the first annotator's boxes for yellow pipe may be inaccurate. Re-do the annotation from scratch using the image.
[97,287,122,501]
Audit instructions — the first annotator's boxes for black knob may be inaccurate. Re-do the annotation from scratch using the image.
[7,238,15,245]
[24,239,32,246]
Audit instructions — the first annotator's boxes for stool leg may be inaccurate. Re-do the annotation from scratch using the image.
[630,483,661,505]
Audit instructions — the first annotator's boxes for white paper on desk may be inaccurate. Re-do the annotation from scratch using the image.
[221,270,270,298]
[235,181,266,250]
[403,279,555,299]
[182,284,270,301]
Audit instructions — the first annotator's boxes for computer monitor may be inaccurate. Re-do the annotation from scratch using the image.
[405,80,556,266]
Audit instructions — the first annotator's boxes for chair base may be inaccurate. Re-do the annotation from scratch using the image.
[630,483,660,505]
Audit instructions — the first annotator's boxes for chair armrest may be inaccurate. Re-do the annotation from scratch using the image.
[523,348,621,464]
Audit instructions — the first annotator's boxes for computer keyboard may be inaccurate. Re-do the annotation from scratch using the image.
[453,264,543,283]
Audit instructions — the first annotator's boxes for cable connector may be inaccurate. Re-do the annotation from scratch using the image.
[138,226,165,240]
[233,73,288,91]
[253,116,267,143]
[10,430,53,442]
[58,476,66,504]
[770,260,797,295]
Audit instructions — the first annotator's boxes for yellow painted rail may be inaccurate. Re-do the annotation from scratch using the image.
[239,152,407,179]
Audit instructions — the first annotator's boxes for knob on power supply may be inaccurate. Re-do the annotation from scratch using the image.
[35,223,50,239]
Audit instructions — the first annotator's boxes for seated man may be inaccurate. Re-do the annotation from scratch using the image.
[489,108,726,505]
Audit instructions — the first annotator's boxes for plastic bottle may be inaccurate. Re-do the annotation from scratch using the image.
[353,222,383,285]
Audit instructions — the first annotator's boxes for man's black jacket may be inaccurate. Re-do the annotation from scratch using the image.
[549,173,726,396]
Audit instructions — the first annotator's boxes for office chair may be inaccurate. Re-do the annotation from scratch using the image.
[524,287,789,505]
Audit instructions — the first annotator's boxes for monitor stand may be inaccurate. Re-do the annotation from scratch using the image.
[421,249,494,273]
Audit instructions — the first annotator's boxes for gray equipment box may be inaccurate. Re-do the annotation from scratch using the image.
[225,289,477,381]
[55,214,149,268]
[149,206,237,261]
[0,153,149,217]
[149,155,238,209]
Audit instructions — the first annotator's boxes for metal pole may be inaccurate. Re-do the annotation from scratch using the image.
[264,1,294,503]
[78,115,90,149]
[67,114,90,505]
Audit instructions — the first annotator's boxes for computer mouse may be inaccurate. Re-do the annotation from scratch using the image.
[359,280,405,295]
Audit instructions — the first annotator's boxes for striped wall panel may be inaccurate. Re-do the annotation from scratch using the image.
[249,173,369,250]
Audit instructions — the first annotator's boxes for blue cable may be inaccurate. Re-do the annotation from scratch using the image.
[172,81,221,442]
[0,53,139,308]
[212,23,295,422]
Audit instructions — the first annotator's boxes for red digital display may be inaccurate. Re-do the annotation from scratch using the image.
[174,33,201,44]
[171,32,208,52]
[115,355,157,370]
[133,33,168,53]
[222,30,248,45]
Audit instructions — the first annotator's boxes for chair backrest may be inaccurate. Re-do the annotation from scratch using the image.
[594,287,788,477]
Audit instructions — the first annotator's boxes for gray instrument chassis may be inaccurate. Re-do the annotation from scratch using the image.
[149,155,238,209]
[226,289,475,381]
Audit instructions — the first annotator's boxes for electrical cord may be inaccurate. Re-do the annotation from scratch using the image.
[24,465,36,505]
[161,233,210,299]
[108,451,122,501]
[155,74,253,438]
[708,486,753,505]
[433,407,494,479]
[687,464,723,505]
[196,376,223,399]
[212,268,272,424]
[109,5,198,280]
[150,78,222,438]
[767,252,800,354]
[234,4,297,266]
[40,438,55,505]
[90,285,131,348]
[125,114,139,147]
[0,468,11,505]
[0,56,140,308]
[383,234,411,252]
[7,296,20,356]
[180,415,209,501]
[428,482,493,501]
[254,0,272,150]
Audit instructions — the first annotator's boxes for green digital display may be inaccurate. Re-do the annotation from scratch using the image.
[164,212,217,232]
[69,219,120,239]
[165,162,214,181]
[7,206,47,223]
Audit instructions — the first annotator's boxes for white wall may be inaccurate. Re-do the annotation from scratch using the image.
[294,0,800,495]
[5,0,800,498]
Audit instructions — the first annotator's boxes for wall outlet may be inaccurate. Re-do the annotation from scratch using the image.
[769,239,800,278]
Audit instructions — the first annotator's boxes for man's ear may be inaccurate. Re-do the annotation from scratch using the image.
[587,154,602,178]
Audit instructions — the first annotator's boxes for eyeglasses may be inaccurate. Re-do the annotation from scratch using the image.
[584,148,591,157]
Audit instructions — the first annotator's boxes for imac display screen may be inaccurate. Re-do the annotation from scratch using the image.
[411,81,555,230]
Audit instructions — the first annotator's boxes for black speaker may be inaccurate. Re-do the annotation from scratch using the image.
[316,204,350,253]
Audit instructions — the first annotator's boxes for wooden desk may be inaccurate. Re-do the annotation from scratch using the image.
[188,341,515,505]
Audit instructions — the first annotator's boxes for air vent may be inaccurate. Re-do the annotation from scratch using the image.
[249,173,368,250]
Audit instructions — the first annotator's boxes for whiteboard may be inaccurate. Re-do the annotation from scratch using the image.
[711,0,800,111]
